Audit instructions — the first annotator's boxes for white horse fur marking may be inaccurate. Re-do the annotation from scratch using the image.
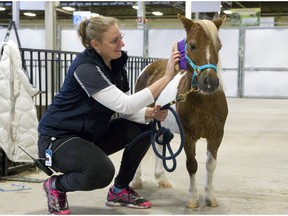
[205,43,211,64]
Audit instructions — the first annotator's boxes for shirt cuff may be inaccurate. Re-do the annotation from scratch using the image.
[121,107,151,124]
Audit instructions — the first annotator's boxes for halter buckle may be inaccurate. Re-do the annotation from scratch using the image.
[195,66,201,75]
[192,84,199,92]
[176,94,186,103]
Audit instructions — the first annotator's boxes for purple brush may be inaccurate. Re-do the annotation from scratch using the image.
[177,39,187,70]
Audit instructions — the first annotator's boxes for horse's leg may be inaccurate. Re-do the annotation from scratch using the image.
[154,143,172,188]
[184,135,199,208]
[204,136,222,207]
[131,163,143,189]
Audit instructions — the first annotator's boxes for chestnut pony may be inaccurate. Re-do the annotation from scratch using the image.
[132,14,228,208]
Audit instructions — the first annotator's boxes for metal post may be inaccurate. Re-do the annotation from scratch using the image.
[12,1,20,28]
[237,25,245,98]
[137,1,145,29]
[45,1,57,50]
[45,2,58,103]
[137,1,148,58]
[185,0,192,19]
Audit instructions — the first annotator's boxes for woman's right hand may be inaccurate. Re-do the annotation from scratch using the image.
[164,50,181,81]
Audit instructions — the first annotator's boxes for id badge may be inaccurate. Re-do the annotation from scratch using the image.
[45,149,53,167]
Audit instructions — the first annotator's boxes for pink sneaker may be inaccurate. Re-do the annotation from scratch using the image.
[106,186,152,209]
[43,176,70,215]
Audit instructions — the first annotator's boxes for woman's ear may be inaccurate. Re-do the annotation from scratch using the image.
[91,39,98,50]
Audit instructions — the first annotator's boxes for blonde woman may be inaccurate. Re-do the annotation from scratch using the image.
[38,15,180,214]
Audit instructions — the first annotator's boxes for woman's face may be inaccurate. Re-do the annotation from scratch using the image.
[97,23,125,63]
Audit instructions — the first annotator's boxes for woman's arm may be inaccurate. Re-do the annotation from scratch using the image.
[92,85,154,115]
[120,105,168,124]
[92,50,180,115]
[147,50,180,98]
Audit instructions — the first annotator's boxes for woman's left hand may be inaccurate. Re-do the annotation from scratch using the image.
[152,105,168,122]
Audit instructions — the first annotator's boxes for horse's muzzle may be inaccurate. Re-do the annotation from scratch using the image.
[197,71,219,93]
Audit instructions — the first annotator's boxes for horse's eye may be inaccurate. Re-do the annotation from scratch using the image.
[190,44,196,50]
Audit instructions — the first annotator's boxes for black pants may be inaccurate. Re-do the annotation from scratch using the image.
[38,118,151,192]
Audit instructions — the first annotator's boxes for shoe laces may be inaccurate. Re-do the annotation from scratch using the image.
[125,186,143,201]
[57,191,68,209]
[47,183,68,211]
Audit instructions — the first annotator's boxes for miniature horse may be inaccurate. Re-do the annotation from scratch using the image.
[131,14,228,208]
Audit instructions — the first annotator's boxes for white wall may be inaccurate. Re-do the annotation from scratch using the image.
[1,26,288,98]
[148,29,186,58]
[0,28,45,49]
[61,29,144,57]
[218,29,239,97]
[244,28,288,97]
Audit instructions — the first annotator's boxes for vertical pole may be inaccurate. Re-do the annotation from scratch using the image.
[137,1,148,58]
[143,22,149,58]
[137,1,145,29]
[185,0,191,19]
[45,1,57,50]
[12,1,20,28]
[45,2,58,104]
[237,25,245,98]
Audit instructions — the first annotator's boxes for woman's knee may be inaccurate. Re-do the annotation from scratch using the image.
[85,160,115,190]
[96,163,115,188]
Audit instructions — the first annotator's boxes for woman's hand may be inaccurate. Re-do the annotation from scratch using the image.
[164,50,181,81]
[146,105,168,122]
[146,49,180,99]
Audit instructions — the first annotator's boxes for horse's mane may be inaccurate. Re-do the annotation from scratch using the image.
[195,19,222,50]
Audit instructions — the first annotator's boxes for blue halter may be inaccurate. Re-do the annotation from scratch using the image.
[184,42,218,87]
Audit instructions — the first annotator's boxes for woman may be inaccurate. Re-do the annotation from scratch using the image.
[38,15,180,215]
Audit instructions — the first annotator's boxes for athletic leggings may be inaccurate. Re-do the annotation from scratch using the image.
[38,118,151,192]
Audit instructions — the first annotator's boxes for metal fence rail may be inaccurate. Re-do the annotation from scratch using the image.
[20,48,79,118]
[0,48,158,177]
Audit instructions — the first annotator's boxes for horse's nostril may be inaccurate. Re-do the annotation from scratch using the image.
[204,77,210,85]
[204,77,219,89]
[204,78,212,89]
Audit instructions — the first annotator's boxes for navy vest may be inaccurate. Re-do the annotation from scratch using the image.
[38,48,129,141]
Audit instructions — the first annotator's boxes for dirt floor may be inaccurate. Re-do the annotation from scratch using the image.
[0,98,288,215]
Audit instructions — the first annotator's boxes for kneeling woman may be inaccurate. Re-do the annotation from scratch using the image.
[38,15,180,215]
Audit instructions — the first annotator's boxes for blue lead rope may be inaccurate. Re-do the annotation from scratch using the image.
[125,103,185,172]
[151,106,185,172]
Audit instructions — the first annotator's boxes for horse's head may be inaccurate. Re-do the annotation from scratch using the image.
[177,14,225,94]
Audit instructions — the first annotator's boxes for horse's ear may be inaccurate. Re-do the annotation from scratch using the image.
[177,14,194,32]
[213,15,226,29]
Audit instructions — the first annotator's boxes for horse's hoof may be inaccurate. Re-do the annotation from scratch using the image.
[130,181,142,189]
[158,181,172,188]
[205,198,218,207]
[186,200,199,208]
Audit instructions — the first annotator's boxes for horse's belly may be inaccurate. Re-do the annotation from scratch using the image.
[156,72,186,134]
